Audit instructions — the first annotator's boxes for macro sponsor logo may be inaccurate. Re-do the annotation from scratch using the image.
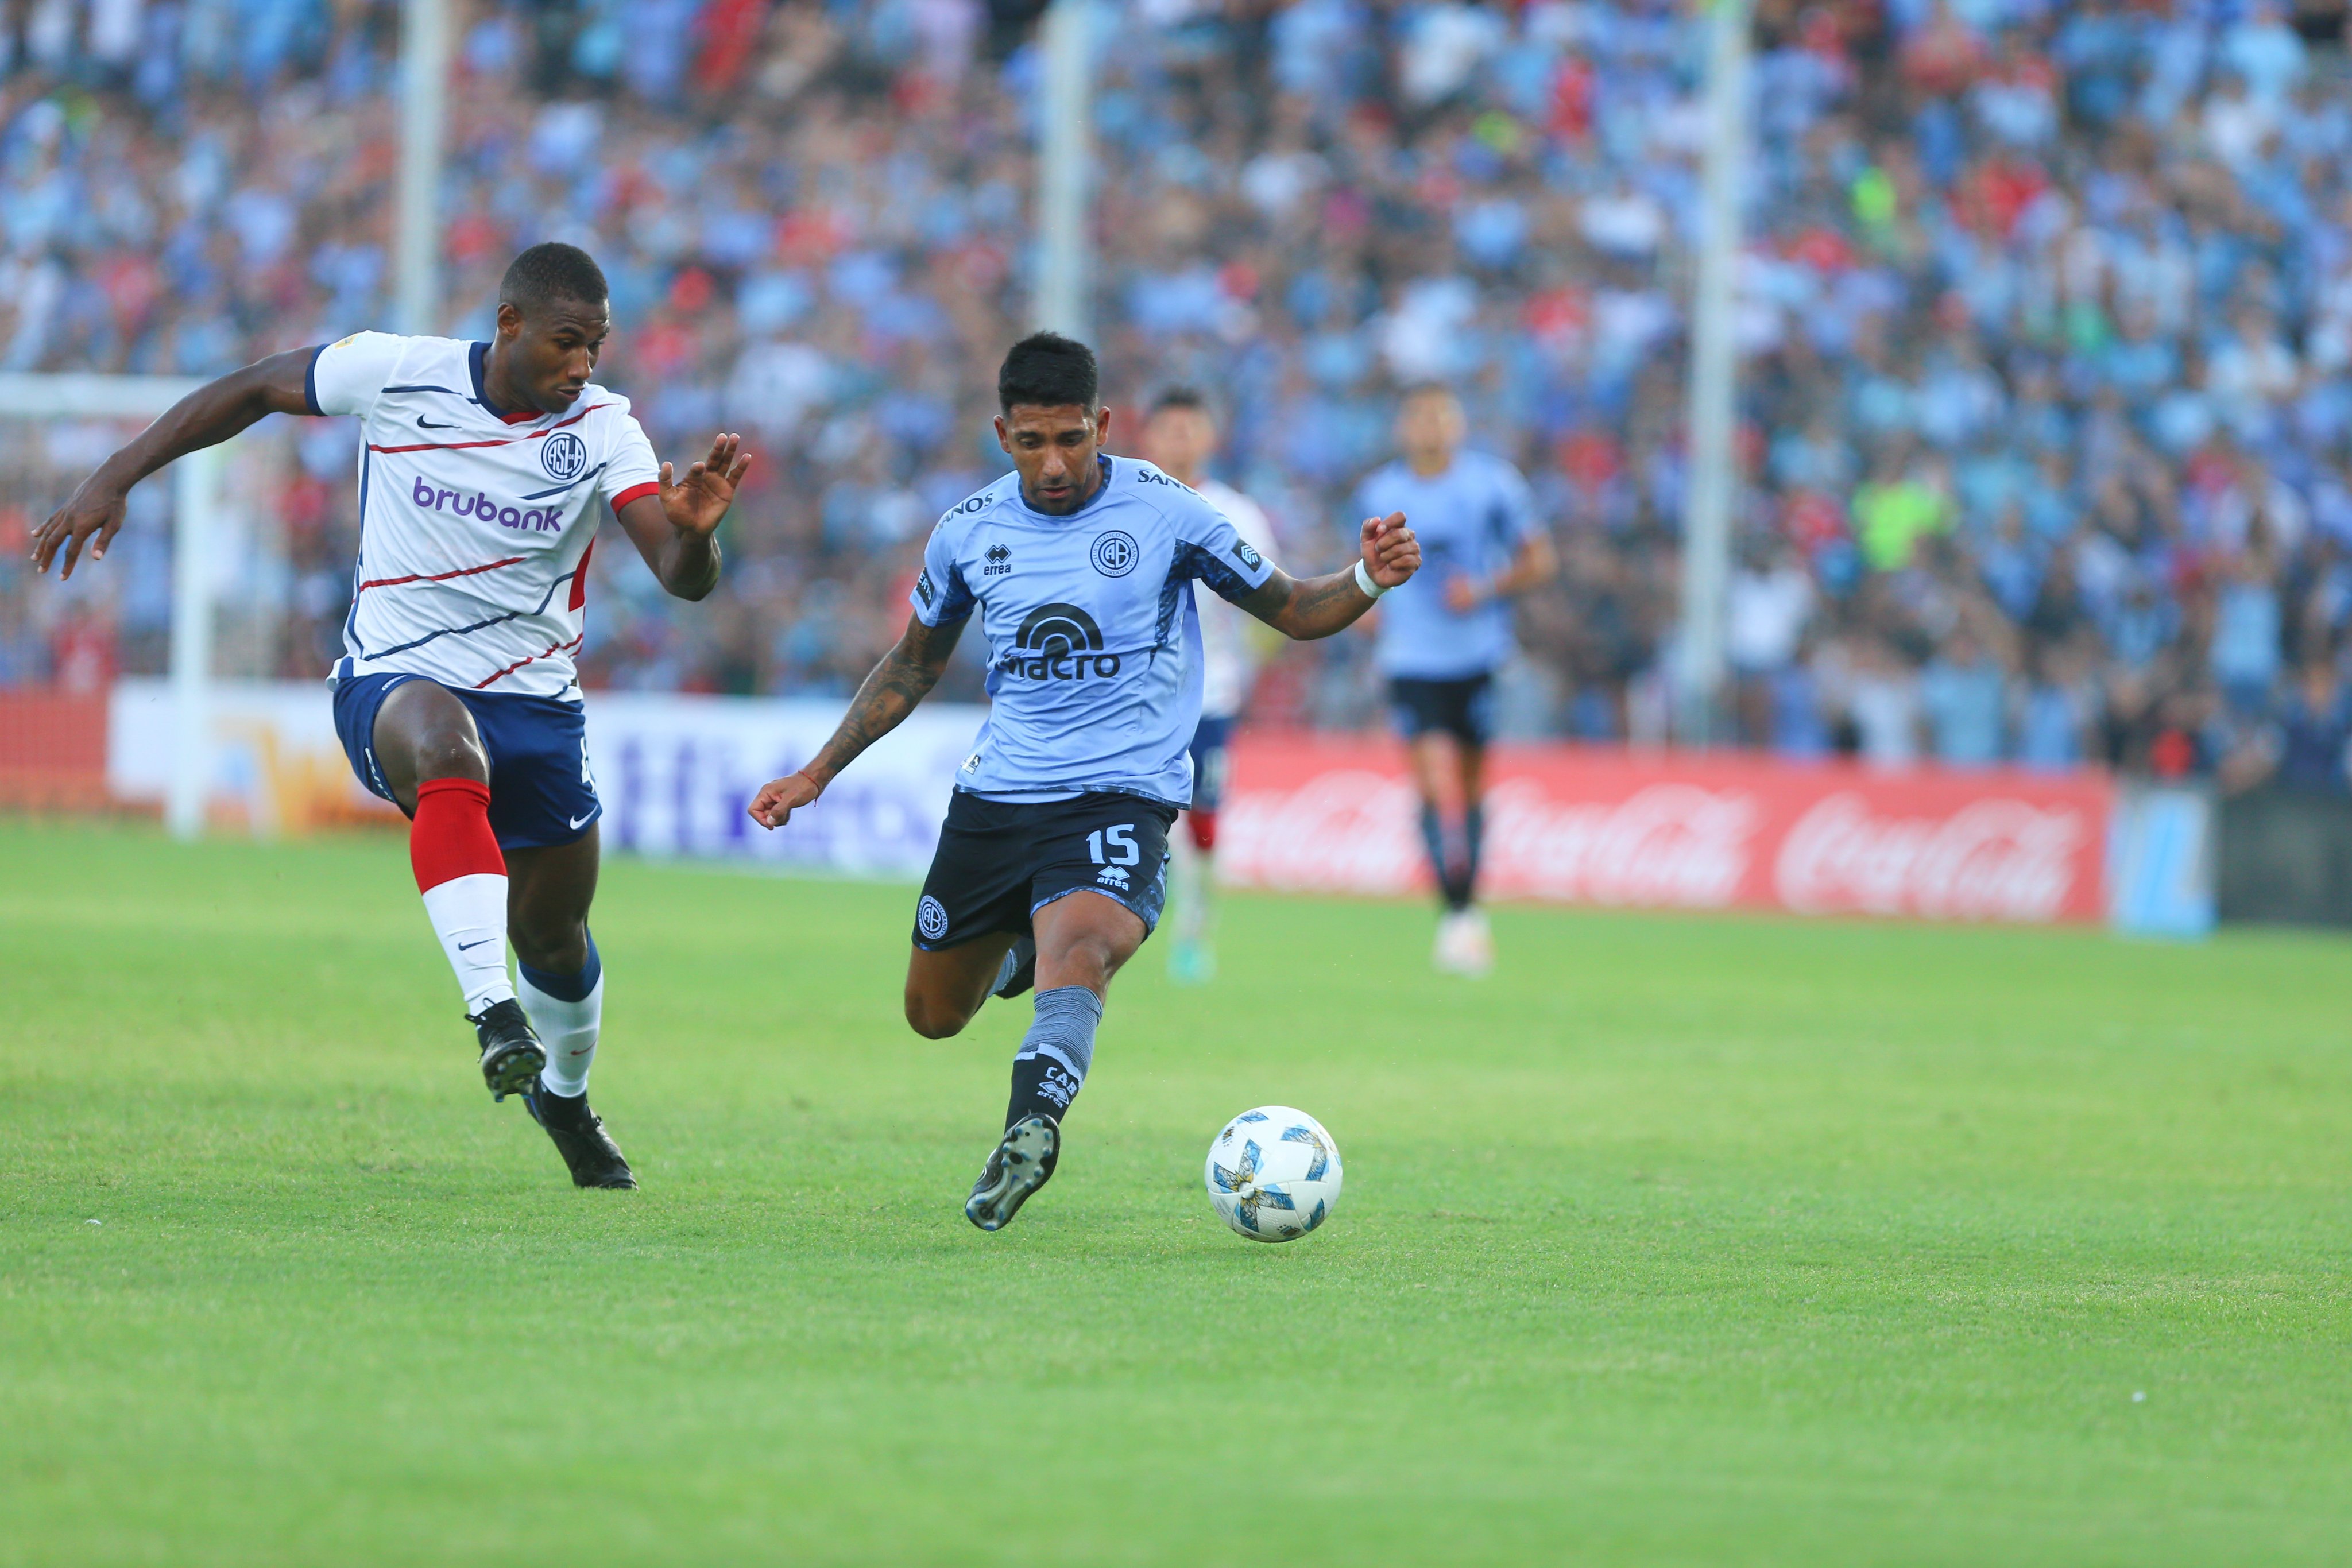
[412,477,565,532]
[997,603,1121,680]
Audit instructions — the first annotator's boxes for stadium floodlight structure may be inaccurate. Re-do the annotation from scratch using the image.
[394,0,452,335]
[1034,0,1094,339]
[1675,0,1753,745]
[0,373,215,839]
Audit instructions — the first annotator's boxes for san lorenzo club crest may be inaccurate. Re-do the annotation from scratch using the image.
[540,430,589,482]
[1090,529,1139,577]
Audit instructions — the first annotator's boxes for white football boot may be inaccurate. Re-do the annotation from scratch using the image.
[1433,908,1495,978]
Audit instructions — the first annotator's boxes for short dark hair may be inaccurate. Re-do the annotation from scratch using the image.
[500,242,609,314]
[997,331,1098,413]
[1147,385,1210,417]
[1399,380,1458,405]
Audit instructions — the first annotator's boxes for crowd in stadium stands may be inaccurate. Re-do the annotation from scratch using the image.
[4,0,2352,791]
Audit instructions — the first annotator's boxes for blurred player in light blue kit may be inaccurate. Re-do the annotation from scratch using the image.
[1140,388,1278,985]
[1351,385,1557,975]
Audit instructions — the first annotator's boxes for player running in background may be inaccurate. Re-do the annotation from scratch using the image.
[1137,387,1278,985]
[32,242,751,1190]
[748,333,1419,1231]
[1351,384,1557,977]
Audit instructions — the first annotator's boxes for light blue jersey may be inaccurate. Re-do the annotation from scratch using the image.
[1351,451,1544,679]
[912,456,1275,806]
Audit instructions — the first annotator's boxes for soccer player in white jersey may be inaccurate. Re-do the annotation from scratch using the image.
[747,334,1421,1232]
[32,243,751,1190]
[1139,387,1278,985]
[1351,384,1557,978]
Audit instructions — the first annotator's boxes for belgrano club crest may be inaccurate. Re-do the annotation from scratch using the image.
[1089,529,1139,576]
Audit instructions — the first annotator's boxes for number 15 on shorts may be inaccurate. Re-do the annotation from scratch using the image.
[1088,824,1139,866]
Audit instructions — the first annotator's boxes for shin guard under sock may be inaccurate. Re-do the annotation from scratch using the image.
[1005,985,1102,1129]
[519,931,603,1097]
[411,777,513,1012]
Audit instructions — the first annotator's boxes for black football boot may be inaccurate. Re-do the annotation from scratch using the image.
[991,935,1038,1000]
[964,1113,1058,1232]
[468,998,546,1101]
[523,1078,638,1189]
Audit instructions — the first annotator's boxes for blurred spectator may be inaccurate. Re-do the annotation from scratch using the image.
[1921,623,2008,766]
[1726,541,1812,745]
[2274,659,2352,791]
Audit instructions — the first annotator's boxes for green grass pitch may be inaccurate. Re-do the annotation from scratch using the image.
[2,818,2347,1565]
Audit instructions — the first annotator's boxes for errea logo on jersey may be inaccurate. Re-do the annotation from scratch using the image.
[411,477,565,532]
[996,602,1122,680]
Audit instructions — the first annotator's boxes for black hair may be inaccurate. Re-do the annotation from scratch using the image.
[499,242,609,315]
[997,331,1098,413]
[1148,385,1210,417]
[1398,380,1458,405]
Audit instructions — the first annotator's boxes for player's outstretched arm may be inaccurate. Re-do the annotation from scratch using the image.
[615,432,751,602]
[1235,511,1421,641]
[747,612,966,829]
[1442,529,1559,613]
[30,348,319,579]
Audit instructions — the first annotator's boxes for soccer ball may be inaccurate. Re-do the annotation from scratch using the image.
[1204,1106,1343,1242]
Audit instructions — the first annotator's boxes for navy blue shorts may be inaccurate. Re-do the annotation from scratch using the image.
[1188,714,1235,813]
[912,791,1177,951]
[1388,673,1495,748]
[331,671,600,850]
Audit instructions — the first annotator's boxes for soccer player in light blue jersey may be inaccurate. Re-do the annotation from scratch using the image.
[748,333,1421,1231]
[1351,384,1557,977]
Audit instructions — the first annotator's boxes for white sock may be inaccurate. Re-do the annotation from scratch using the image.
[420,872,513,1013]
[520,969,603,1098]
[1172,840,1214,945]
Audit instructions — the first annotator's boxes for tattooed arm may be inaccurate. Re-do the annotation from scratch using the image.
[748,613,965,828]
[1235,510,1422,641]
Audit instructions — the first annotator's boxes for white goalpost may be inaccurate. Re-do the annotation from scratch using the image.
[0,372,218,840]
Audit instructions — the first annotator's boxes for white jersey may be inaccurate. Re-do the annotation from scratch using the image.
[310,332,662,699]
[1193,479,1277,719]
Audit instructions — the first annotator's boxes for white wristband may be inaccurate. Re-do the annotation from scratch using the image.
[1353,559,1388,600]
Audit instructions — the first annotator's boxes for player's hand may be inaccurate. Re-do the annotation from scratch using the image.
[748,769,823,830]
[661,432,752,537]
[1442,574,1489,613]
[1359,511,1420,590]
[30,479,130,580]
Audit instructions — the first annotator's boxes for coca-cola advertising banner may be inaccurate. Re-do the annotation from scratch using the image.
[1219,735,2114,924]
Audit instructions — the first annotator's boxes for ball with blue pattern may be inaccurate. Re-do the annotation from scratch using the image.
[1204,1106,1343,1242]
